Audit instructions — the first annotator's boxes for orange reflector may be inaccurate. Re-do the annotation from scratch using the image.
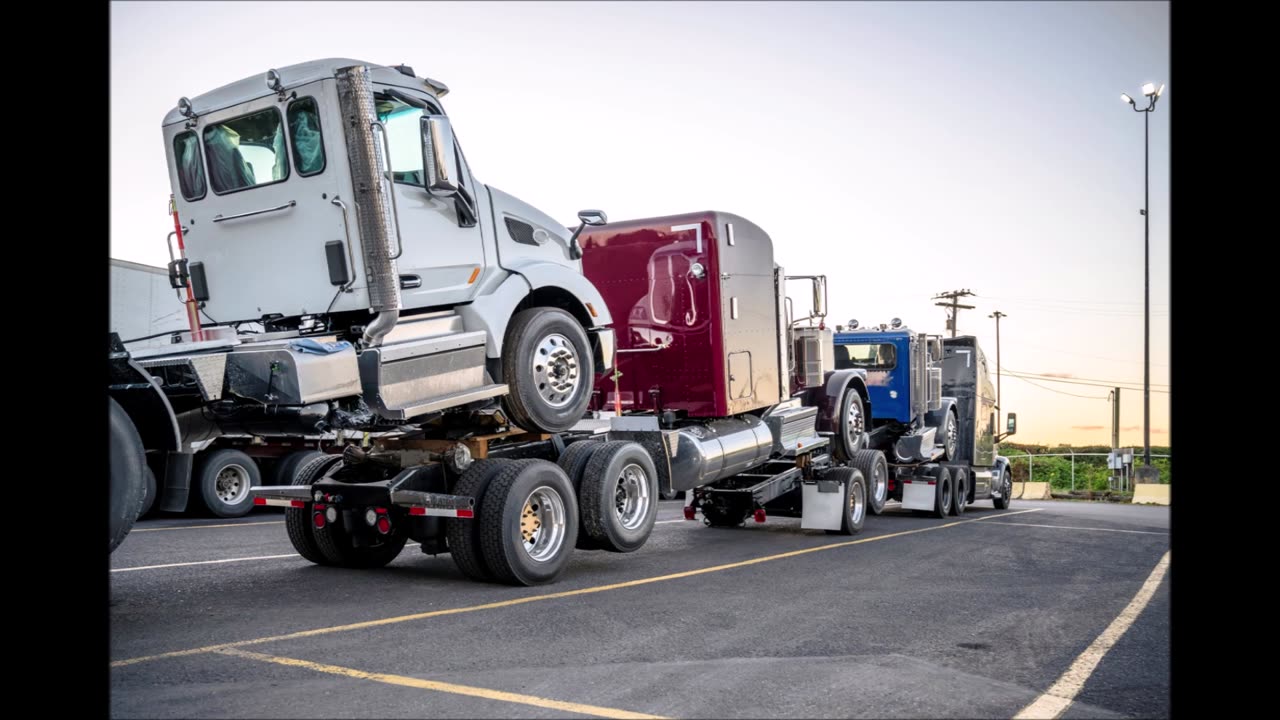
[586,302,598,318]
[467,267,481,284]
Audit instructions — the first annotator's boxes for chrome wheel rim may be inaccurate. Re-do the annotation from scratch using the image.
[519,485,567,562]
[532,333,580,408]
[941,477,951,511]
[870,460,887,505]
[614,462,651,530]
[944,414,957,458]
[849,477,865,525]
[215,464,251,505]
[845,396,865,449]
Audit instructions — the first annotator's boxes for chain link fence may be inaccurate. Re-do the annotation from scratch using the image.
[1002,450,1171,499]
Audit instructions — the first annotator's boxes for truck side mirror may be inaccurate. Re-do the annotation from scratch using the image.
[811,276,827,319]
[1006,412,1017,435]
[578,209,607,226]
[567,209,608,261]
[421,115,460,198]
[928,337,943,363]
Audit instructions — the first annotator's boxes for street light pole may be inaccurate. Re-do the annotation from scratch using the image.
[1121,83,1164,474]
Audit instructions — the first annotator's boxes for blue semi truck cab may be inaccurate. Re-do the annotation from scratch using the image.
[830,322,1018,517]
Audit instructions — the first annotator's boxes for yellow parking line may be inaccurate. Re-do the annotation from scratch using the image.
[133,521,284,533]
[111,508,1042,668]
[216,648,665,719]
[1013,550,1171,719]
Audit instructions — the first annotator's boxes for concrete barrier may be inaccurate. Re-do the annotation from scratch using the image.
[1012,482,1051,500]
[1132,484,1171,505]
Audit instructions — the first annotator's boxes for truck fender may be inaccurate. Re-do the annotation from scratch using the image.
[808,368,871,437]
[924,397,958,430]
[457,261,614,359]
[110,333,189,510]
[992,454,1011,479]
[108,345,181,453]
[509,259,614,329]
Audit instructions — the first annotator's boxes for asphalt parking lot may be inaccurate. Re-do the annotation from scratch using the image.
[110,499,1169,719]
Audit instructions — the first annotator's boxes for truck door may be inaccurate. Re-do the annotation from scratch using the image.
[372,87,484,309]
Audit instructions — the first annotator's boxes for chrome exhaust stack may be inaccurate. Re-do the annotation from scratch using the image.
[335,65,401,347]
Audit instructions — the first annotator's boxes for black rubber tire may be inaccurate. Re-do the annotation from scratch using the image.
[556,440,606,550]
[446,459,511,581]
[993,466,1013,509]
[284,454,344,566]
[275,450,326,486]
[579,441,659,553]
[500,307,594,434]
[109,397,147,553]
[478,459,579,586]
[933,466,952,519]
[851,449,889,515]
[825,467,868,536]
[703,504,748,527]
[950,466,969,516]
[938,409,959,462]
[139,465,158,519]
[831,389,867,463]
[195,449,261,518]
[313,506,409,569]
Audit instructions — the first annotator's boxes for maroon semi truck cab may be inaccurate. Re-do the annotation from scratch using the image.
[579,211,788,419]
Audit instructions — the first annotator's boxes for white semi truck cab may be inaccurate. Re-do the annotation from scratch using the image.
[109,59,615,552]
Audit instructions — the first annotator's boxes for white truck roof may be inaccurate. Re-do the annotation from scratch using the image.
[162,58,442,127]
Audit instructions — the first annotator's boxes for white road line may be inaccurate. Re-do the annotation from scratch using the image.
[133,521,284,533]
[111,554,302,573]
[1013,550,1171,719]
[983,521,1168,536]
[113,543,422,573]
[654,519,686,524]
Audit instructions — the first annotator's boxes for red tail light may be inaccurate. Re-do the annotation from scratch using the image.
[754,508,766,523]
[253,497,267,506]
[376,516,392,534]
[683,506,696,521]
[312,512,326,529]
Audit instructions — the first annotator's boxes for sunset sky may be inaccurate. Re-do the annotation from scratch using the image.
[110,1,1170,447]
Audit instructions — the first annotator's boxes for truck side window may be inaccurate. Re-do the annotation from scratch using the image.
[287,97,326,177]
[173,131,207,201]
[375,96,426,187]
[836,343,897,370]
[202,107,289,194]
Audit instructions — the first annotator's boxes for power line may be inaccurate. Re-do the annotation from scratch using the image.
[1013,341,1170,368]
[1006,367,1169,388]
[1009,373,1109,399]
[972,293,1167,307]
[1001,369,1170,394]
[974,295,1168,318]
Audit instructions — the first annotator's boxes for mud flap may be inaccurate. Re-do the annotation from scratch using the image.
[159,450,194,512]
[800,479,844,531]
[901,478,936,512]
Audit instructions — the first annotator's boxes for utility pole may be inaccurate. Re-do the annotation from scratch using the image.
[934,289,975,338]
[989,311,1006,411]
[1110,387,1120,449]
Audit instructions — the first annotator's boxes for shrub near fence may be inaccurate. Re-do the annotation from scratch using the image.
[999,445,1171,493]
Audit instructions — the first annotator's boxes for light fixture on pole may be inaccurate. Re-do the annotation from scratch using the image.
[1120,81,1164,482]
